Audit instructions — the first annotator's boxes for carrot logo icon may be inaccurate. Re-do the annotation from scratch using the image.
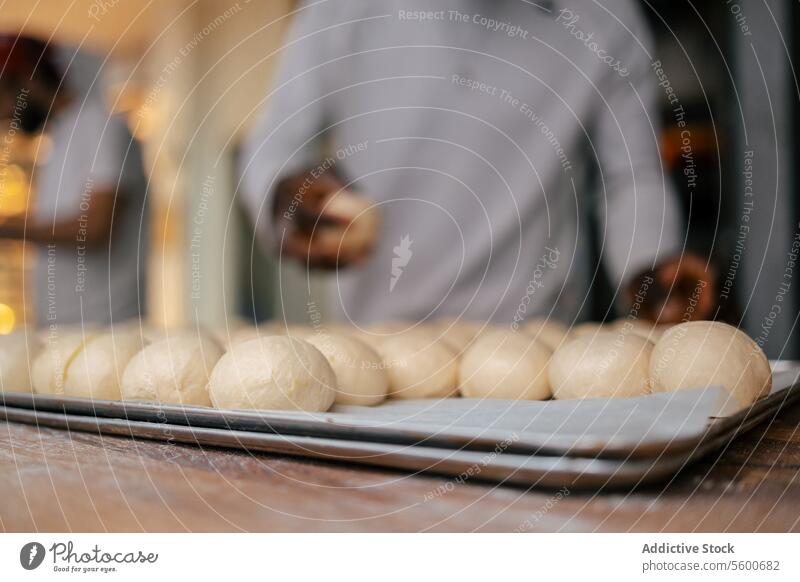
[390,235,413,292]
[19,542,45,570]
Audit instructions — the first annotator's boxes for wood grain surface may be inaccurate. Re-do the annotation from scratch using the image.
[1,400,799,532]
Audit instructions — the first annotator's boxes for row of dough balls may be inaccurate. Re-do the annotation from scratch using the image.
[461,319,771,410]
[0,317,771,413]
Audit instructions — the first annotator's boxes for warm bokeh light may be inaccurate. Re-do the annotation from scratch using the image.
[0,302,16,334]
[0,164,29,216]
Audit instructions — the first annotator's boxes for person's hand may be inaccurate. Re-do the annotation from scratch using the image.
[273,169,376,269]
[627,252,717,323]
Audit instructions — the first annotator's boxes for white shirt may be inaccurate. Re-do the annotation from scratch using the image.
[241,0,681,325]
[32,53,148,327]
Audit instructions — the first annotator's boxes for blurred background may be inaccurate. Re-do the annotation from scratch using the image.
[0,0,797,358]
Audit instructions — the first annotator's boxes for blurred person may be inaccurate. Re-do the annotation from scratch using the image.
[241,0,716,325]
[0,36,148,327]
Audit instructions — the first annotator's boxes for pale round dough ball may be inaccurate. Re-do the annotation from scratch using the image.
[225,322,315,348]
[611,318,669,343]
[284,325,316,339]
[323,323,365,340]
[35,324,101,345]
[570,322,607,338]
[434,318,483,355]
[64,331,148,400]
[32,330,93,395]
[209,336,336,411]
[338,328,378,347]
[366,321,413,337]
[523,318,570,350]
[305,333,389,406]
[0,330,42,393]
[651,324,673,342]
[226,324,273,348]
[378,331,459,399]
[140,326,168,344]
[206,319,252,348]
[114,319,164,343]
[354,331,384,349]
[121,332,224,405]
[459,330,552,400]
[549,331,654,399]
[649,321,771,408]
[345,321,415,349]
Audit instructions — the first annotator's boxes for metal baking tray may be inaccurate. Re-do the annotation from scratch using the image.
[1,363,796,489]
[1,363,798,461]
[0,386,789,490]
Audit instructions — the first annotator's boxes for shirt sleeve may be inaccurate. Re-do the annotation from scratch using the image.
[593,12,683,289]
[239,1,340,251]
[87,106,128,196]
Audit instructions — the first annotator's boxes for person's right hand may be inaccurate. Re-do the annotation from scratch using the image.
[273,169,375,269]
[627,252,717,323]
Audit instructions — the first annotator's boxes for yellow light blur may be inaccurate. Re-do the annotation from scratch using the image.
[0,164,29,216]
[0,303,16,334]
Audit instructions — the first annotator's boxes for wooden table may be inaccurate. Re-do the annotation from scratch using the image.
[1,400,799,532]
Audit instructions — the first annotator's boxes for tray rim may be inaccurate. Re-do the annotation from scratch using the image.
[0,405,696,490]
[1,371,798,461]
[0,388,788,490]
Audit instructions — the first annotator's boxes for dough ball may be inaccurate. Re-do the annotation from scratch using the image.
[459,330,552,400]
[227,325,262,347]
[649,321,771,408]
[549,331,654,399]
[315,190,380,259]
[32,330,94,395]
[209,336,336,411]
[332,328,377,347]
[65,331,148,400]
[569,322,607,338]
[121,332,224,405]
[0,330,42,393]
[344,329,378,347]
[34,323,101,343]
[140,327,168,344]
[284,325,316,339]
[434,318,483,355]
[523,318,569,350]
[224,323,286,348]
[344,321,415,349]
[207,319,252,348]
[611,318,669,343]
[378,331,459,399]
[367,321,413,337]
[114,319,164,343]
[323,323,366,340]
[305,333,389,406]
[315,324,389,348]
[651,324,673,341]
